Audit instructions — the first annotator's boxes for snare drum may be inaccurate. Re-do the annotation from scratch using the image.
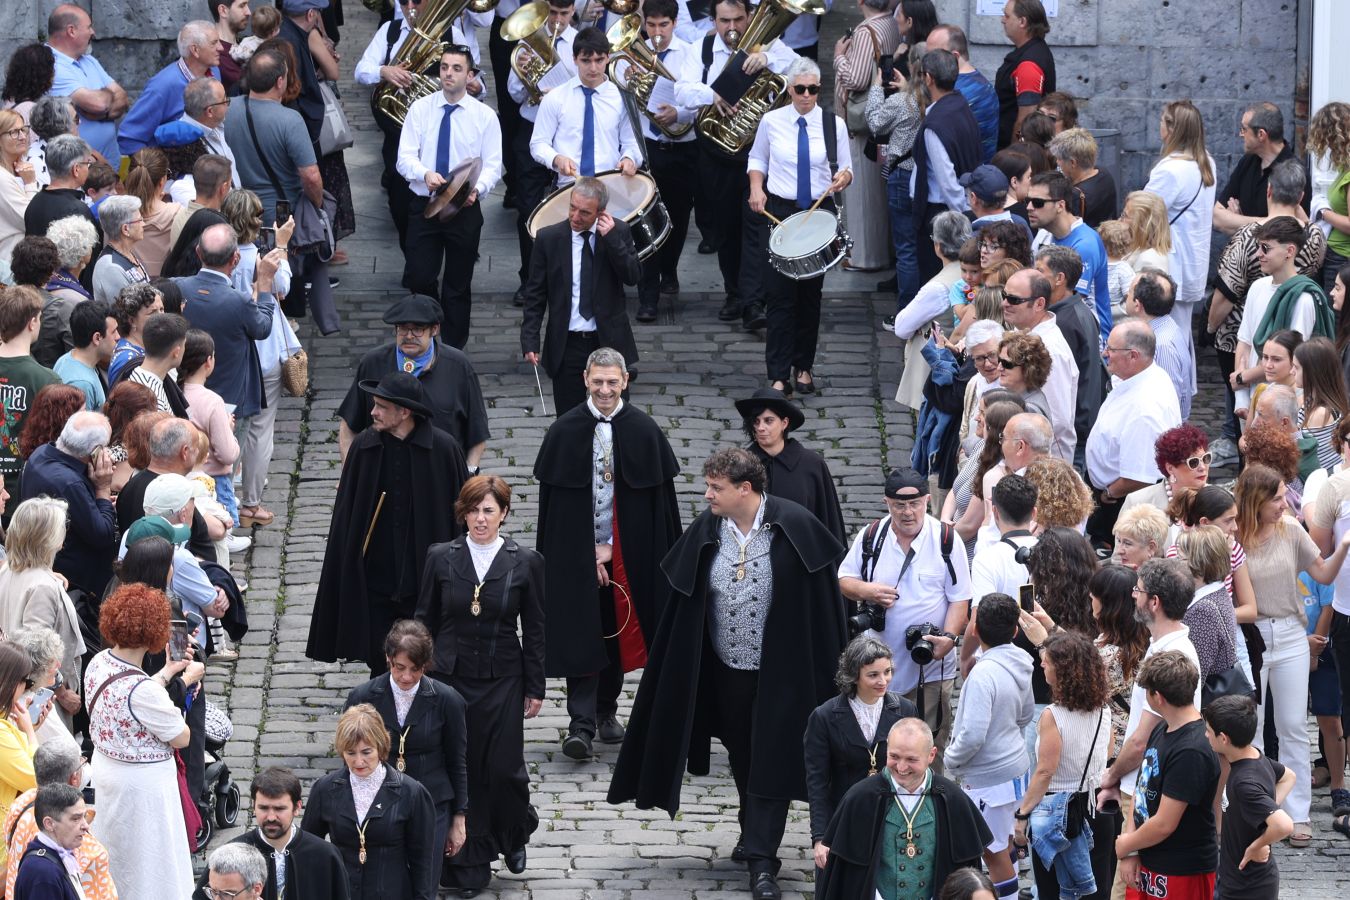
[767,209,853,281]
[525,170,672,261]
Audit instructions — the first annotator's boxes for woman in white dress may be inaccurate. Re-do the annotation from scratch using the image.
[83,583,195,897]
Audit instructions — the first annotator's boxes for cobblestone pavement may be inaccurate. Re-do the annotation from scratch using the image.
[198,9,1350,899]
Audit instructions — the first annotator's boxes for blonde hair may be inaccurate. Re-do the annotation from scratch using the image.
[972,284,1005,325]
[1159,100,1215,187]
[1023,456,1093,530]
[1174,524,1231,585]
[3,497,69,572]
[1048,127,1098,169]
[334,704,391,760]
[0,110,23,174]
[1097,219,1132,259]
[1114,503,1170,550]
[1124,191,1173,256]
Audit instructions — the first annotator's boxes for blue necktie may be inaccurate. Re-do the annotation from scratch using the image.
[435,103,459,177]
[796,116,812,209]
[581,87,597,177]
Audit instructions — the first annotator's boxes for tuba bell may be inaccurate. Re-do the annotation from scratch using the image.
[605,14,692,140]
[694,0,826,156]
[505,1,563,106]
[374,0,502,126]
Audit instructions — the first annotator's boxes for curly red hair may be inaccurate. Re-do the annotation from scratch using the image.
[1153,423,1209,476]
[1242,423,1300,483]
[18,384,86,459]
[99,583,172,650]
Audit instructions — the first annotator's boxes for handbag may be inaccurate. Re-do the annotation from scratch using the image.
[1202,663,1255,708]
[318,80,355,155]
[1064,708,1104,839]
[844,25,881,136]
[243,97,337,261]
[280,347,309,397]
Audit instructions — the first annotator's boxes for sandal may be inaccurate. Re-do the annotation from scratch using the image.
[1289,823,1313,847]
[239,505,276,527]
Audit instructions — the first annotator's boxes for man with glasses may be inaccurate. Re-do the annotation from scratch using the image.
[1085,319,1181,546]
[45,4,128,168]
[118,20,222,157]
[838,467,971,761]
[999,267,1077,463]
[1213,102,1306,236]
[23,136,101,280]
[337,293,490,472]
[161,79,240,208]
[1126,267,1193,419]
[1026,170,1111,348]
[201,843,268,900]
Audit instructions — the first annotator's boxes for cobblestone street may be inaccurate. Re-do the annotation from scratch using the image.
[197,10,1350,899]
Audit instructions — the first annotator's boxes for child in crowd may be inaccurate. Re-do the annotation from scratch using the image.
[179,329,241,528]
[83,160,120,220]
[950,237,983,328]
[1099,219,1135,324]
[231,4,281,66]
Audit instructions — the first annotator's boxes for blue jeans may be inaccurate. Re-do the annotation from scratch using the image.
[1029,791,1096,899]
[887,166,920,311]
[213,475,240,527]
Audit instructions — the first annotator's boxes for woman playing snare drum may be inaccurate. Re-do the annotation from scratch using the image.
[748,58,852,397]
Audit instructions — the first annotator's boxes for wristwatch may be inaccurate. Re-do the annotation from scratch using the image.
[1235,372,1245,387]
[1014,810,1031,821]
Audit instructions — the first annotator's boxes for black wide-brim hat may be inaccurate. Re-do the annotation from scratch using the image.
[360,371,433,418]
[734,387,805,432]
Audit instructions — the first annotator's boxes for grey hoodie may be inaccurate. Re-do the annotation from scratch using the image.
[943,643,1035,789]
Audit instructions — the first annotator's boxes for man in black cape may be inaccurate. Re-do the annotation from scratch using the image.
[533,347,682,760]
[193,767,349,900]
[816,718,991,900]
[607,448,846,900]
[337,294,491,471]
[307,372,466,675]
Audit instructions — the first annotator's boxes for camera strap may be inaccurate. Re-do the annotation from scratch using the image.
[859,517,889,584]
[999,530,1036,554]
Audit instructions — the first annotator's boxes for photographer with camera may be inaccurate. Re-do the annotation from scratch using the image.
[963,474,1037,676]
[839,468,971,759]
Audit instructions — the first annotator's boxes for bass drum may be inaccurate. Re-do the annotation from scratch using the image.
[526,170,671,261]
[767,209,852,281]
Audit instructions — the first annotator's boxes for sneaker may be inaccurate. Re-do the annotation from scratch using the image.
[328,276,341,289]
[225,533,252,554]
[1333,787,1350,817]
[1210,437,1239,466]
[882,313,896,331]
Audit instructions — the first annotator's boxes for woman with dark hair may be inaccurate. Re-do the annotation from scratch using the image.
[1018,111,1056,149]
[939,867,997,900]
[150,277,185,315]
[1086,564,1148,752]
[977,218,1032,270]
[1294,336,1350,470]
[804,636,917,870]
[1009,140,1054,176]
[1329,261,1350,383]
[1120,423,1210,516]
[893,0,937,76]
[1025,527,1098,639]
[345,620,470,893]
[0,640,39,872]
[944,391,1025,561]
[0,43,56,130]
[415,476,544,895]
[108,283,164,384]
[990,148,1033,221]
[1011,631,1111,900]
[734,387,845,547]
[16,383,85,460]
[115,534,175,592]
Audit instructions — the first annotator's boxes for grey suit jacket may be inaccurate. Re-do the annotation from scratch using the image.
[175,268,275,417]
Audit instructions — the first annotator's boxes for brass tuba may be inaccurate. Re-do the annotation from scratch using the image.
[605,14,692,140]
[505,1,563,106]
[694,0,826,155]
[374,0,502,126]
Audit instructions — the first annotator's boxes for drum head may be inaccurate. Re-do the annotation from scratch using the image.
[769,210,839,256]
[526,184,573,239]
[598,170,656,220]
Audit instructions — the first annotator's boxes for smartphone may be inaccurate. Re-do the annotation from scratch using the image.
[170,619,190,661]
[28,688,53,725]
[258,226,276,253]
[274,199,292,224]
[1099,797,1121,816]
[879,55,896,90]
[1019,583,1035,614]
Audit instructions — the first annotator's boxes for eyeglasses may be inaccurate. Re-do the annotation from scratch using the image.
[979,241,1003,253]
[1026,197,1057,208]
[1185,452,1213,470]
[972,352,999,366]
[1,126,29,140]
[206,99,231,110]
[395,323,431,336]
[1130,586,1147,597]
[791,84,820,95]
[1002,290,1035,306]
[203,888,253,900]
[1102,345,1137,356]
[998,357,1020,370]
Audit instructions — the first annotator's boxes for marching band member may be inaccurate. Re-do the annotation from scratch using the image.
[747,57,851,396]
[396,45,504,349]
[674,0,714,43]
[356,0,485,253]
[673,0,796,332]
[490,0,527,209]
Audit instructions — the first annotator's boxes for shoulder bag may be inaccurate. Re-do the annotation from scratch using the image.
[318,80,355,155]
[1064,708,1104,839]
[243,97,337,261]
[844,24,881,136]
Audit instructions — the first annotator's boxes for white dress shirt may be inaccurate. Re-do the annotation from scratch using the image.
[569,226,599,331]
[165,113,241,204]
[396,91,503,198]
[1086,363,1182,489]
[612,36,698,143]
[673,33,798,109]
[1028,314,1079,462]
[674,0,714,44]
[506,27,577,122]
[356,21,483,90]
[531,77,642,183]
[748,104,852,202]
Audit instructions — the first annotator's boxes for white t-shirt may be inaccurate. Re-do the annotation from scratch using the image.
[970,533,1035,606]
[1119,626,1201,798]
[1234,275,1317,411]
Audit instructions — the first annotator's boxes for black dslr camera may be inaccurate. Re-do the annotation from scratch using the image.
[905,623,946,666]
[848,602,887,636]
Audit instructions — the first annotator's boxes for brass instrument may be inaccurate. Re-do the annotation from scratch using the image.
[374,0,502,126]
[694,0,826,155]
[578,0,640,21]
[505,1,563,106]
[605,14,692,140]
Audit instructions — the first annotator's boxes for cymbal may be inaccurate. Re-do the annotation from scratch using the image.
[424,156,483,221]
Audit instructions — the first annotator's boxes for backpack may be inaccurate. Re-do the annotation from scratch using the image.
[859,517,957,585]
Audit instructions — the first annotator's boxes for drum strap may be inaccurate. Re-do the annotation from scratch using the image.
[822,106,839,175]
[702,34,716,84]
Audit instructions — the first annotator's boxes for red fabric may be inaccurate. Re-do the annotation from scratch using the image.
[175,749,203,852]
[1010,60,1047,98]
[1126,868,1216,900]
[609,506,647,672]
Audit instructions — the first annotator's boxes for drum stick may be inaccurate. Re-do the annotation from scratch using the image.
[362,492,386,557]
[805,189,832,217]
[532,362,551,417]
[759,209,782,226]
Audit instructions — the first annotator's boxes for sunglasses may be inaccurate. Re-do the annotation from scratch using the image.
[792,84,820,95]
[1027,197,1057,208]
[998,357,1020,370]
[1184,452,1213,470]
[1002,290,1035,306]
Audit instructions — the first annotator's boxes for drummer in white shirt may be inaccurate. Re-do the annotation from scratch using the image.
[747,58,851,396]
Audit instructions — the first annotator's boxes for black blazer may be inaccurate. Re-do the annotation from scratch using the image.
[415,537,547,700]
[803,691,918,843]
[301,765,437,900]
[345,675,470,812]
[519,218,641,377]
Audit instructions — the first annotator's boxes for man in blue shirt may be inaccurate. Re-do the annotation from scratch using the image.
[928,23,998,162]
[45,4,128,168]
[52,300,117,411]
[1028,172,1111,348]
[117,20,222,157]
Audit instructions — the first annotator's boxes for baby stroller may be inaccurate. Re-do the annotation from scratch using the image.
[196,695,241,848]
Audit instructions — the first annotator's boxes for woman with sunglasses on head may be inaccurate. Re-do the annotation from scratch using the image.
[995,331,1052,419]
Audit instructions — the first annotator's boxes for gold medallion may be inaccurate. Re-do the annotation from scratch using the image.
[397,755,406,772]
[905,842,917,859]
[735,566,746,582]
[359,847,367,865]
[868,765,877,776]
[471,582,483,617]
[402,359,415,373]
[603,469,613,483]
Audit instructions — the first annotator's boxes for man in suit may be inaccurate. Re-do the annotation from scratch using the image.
[177,223,283,438]
[520,176,641,415]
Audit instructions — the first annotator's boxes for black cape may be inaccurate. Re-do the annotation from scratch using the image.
[607,495,846,814]
[306,419,466,663]
[192,829,350,900]
[748,439,847,550]
[534,401,682,676]
[815,772,993,900]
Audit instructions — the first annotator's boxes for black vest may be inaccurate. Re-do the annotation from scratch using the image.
[911,91,982,219]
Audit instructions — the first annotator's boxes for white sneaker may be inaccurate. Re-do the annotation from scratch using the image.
[225,533,252,553]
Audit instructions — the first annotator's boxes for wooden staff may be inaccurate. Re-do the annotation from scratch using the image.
[362,492,387,556]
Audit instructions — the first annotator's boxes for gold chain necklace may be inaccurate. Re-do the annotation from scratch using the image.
[889,772,930,859]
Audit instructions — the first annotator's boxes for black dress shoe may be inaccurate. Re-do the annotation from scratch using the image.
[730,841,748,862]
[562,731,592,760]
[636,302,658,323]
[596,715,626,743]
[659,276,680,295]
[749,871,781,900]
[503,192,518,210]
[794,375,816,395]
[512,288,526,308]
[718,297,742,321]
[457,889,482,898]
[743,306,767,331]
[505,845,527,874]
[698,239,715,254]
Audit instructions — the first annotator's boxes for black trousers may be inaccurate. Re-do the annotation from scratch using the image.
[638,140,698,301]
[490,18,522,197]
[697,143,749,301]
[553,330,599,415]
[403,197,484,349]
[513,121,557,285]
[565,585,625,736]
[379,123,414,253]
[700,638,791,875]
[1084,477,1123,548]
[763,193,829,382]
[915,203,951,283]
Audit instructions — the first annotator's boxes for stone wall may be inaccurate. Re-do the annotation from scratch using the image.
[945,0,1302,191]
